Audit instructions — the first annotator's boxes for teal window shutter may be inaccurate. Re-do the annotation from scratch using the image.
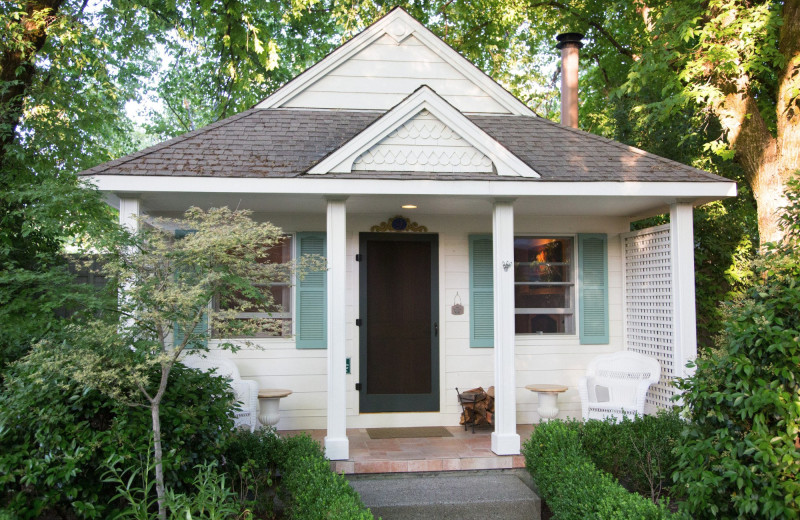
[469,235,494,347]
[173,229,208,349]
[295,232,327,349]
[174,310,209,350]
[578,233,609,344]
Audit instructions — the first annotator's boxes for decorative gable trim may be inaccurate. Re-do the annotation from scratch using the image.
[307,86,540,178]
[255,8,533,116]
[352,109,495,173]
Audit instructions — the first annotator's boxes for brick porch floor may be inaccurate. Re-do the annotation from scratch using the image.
[278,424,535,474]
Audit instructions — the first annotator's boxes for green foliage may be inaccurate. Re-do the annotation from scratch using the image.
[0,353,234,519]
[523,419,671,520]
[221,430,373,520]
[279,434,373,520]
[673,179,800,519]
[0,170,123,370]
[222,428,280,517]
[107,460,247,520]
[581,411,684,503]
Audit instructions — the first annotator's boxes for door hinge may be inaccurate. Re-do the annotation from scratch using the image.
[355,383,362,391]
[356,318,362,326]
[355,253,362,262]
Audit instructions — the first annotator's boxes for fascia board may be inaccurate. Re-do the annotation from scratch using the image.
[308,86,540,178]
[87,175,738,200]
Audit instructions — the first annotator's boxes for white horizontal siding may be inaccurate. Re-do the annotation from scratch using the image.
[283,35,510,114]
[202,213,629,429]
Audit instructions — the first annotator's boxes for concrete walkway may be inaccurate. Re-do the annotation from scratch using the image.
[347,469,541,520]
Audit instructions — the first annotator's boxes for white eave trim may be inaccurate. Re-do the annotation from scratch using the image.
[86,174,738,200]
[254,8,534,117]
[307,86,539,178]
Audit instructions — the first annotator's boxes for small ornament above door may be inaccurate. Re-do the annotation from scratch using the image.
[371,215,428,233]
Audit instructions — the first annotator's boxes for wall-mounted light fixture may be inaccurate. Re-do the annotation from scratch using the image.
[401,204,417,209]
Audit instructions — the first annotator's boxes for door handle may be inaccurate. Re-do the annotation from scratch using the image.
[434,322,438,337]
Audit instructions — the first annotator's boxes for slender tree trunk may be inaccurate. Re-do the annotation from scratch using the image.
[151,362,174,520]
[151,400,166,520]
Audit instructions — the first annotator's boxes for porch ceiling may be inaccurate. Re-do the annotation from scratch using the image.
[108,191,713,219]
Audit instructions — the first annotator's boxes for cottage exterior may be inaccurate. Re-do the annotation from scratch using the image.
[82,9,736,459]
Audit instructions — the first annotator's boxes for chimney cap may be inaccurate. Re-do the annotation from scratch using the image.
[556,32,584,49]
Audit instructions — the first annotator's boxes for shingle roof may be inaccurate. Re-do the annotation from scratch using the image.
[81,108,726,182]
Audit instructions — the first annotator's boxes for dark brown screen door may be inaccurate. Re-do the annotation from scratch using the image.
[359,233,439,413]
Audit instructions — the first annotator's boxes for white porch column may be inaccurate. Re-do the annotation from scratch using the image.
[491,199,520,455]
[118,197,141,233]
[670,202,697,380]
[324,197,349,460]
[118,197,141,330]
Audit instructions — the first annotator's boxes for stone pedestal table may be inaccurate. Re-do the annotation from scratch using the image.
[257,389,292,429]
[525,384,568,423]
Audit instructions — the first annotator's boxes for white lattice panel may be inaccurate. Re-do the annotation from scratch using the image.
[352,109,494,173]
[623,224,675,410]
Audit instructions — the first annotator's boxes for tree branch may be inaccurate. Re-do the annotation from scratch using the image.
[526,1,635,59]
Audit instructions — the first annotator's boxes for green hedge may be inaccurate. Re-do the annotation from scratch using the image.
[0,359,235,519]
[223,431,373,520]
[522,419,672,520]
[581,411,683,502]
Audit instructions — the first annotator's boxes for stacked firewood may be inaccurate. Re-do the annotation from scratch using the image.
[458,386,495,427]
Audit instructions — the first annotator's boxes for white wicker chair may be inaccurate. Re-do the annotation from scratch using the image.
[578,351,661,421]
[180,352,259,432]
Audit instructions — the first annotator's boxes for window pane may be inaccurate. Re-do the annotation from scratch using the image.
[515,263,571,283]
[222,285,290,314]
[258,237,292,265]
[516,314,571,334]
[270,285,291,313]
[514,238,572,265]
[215,235,293,338]
[515,285,571,309]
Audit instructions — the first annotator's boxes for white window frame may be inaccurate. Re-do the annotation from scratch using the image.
[513,234,578,335]
[213,233,294,338]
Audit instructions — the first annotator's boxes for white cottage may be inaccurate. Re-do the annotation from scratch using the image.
[82,8,736,459]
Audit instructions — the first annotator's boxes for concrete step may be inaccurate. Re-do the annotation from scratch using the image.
[347,469,541,520]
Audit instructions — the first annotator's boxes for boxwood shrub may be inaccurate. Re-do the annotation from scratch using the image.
[581,410,683,502]
[223,430,373,520]
[0,357,235,519]
[523,419,672,520]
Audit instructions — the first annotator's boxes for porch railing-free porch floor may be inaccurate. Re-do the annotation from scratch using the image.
[277,424,535,474]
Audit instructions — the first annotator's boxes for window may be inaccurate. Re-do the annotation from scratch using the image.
[214,236,293,337]
[514,237,575,334]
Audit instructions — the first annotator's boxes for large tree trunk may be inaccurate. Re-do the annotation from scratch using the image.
[715,0,800,246]
[0,0,65,165]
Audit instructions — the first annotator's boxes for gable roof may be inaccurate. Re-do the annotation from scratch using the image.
[81,108,725,183]
[307,86,539,177]
[80,9,729,185]
[255,8,533,116]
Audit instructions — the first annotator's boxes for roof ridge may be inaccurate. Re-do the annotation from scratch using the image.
[80,108,262,176]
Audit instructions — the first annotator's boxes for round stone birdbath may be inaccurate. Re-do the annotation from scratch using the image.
[257,389,292,429]
[525,384,568,423]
